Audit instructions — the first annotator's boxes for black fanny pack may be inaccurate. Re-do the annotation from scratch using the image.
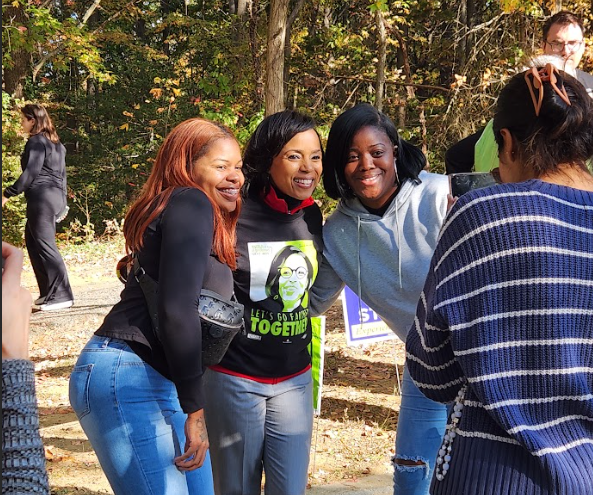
[118,255,244,367]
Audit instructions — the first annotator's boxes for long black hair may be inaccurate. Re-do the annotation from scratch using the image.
[323,103,426,200]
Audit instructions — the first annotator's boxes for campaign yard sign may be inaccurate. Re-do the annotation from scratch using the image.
[341,286,396,346]
[308,316,325,415]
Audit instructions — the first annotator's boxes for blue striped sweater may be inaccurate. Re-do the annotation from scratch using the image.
[405,179,593,495]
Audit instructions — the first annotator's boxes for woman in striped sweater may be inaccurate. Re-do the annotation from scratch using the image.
[406,64,593,495]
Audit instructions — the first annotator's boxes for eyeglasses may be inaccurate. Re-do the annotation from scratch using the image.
[279,266,308,279]
[545,40,583,53]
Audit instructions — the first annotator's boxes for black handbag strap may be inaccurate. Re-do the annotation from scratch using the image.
[132,256,162,341]
[132,255,244,342]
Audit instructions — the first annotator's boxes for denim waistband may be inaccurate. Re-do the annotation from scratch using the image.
[87,335,130,350]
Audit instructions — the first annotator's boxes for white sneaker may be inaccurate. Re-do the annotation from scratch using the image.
[38,300,73,311]
[34,296,46,305]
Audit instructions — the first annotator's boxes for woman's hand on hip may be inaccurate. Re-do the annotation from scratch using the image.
[174,408,209,471]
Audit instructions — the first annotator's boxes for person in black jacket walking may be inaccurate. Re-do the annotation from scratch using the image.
[2,104,73,311]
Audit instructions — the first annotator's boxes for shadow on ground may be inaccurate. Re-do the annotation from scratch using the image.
[319,396,399,431]
[324,350,400,395]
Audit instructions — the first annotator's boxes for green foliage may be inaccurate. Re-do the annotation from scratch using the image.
[2,0,591,244]
[2,92,27,246]
[2,0,112,82]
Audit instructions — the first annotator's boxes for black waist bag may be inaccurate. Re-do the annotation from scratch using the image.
[126,256,244,368]
[198,289,244,367]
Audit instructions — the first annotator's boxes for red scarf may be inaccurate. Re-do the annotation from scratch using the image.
[260,187,314,215]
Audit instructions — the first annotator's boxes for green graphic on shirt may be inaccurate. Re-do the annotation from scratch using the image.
[249,310,309,336]
[247,240,318,339]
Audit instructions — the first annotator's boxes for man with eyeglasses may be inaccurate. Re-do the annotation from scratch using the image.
[445,10,592,175]
[542,11,593,96]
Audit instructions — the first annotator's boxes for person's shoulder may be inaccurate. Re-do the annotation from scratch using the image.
[416,171,449,195]
[444,129,483,174]
[575,69,593,98]
[419,170,448,185]
[322,202,353,242]
[26,133,49,149]
[450,181,524,215]
[161,188,214,233]
[168,187,213,213]
[576,69,593,87]
[323,200,347,223]
[303,200,323,220]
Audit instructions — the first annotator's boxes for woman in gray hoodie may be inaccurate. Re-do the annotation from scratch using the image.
[315,103,450,495]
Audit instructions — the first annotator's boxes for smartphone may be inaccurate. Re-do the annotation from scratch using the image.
[449,172,498,197]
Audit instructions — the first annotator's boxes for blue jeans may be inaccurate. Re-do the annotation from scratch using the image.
[68,335,214,495]
[203,368,313,495]
[393,366,448,495]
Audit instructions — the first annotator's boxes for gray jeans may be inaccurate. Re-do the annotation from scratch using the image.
[203,368,313,495]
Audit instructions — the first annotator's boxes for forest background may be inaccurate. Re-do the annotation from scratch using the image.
[2,2,592,491]
[2,0,592,244]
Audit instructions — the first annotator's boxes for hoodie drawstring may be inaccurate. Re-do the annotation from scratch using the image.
[356,215,364,320]
[394,203,403,289]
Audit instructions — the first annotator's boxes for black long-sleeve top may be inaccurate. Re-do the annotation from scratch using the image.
[215,191,324,378]
[3,134,67,198]
[95,188,234,413]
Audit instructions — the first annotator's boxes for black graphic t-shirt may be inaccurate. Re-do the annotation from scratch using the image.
[217,193,324,378]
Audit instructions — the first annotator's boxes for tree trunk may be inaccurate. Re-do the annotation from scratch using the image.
[3,4,29,98]
[283,0,305,108]
[86,9,100,116]
[466,0,476,63]
[265,0,290,116]
[391,25,414,129]
[457,0,468,69]
[375,9,387,112]
[249,0,264,105]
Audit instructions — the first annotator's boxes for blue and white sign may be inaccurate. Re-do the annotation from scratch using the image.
[341,285,396,346]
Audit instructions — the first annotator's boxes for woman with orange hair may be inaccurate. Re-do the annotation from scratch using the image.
[69,118,244,495]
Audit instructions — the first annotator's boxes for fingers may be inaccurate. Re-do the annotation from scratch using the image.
[2,242,24,286]
[174,442,207,471]
[174,410,209,471]
[446,194,458,212]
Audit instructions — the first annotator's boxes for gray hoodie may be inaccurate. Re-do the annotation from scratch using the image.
[316,170,449,341]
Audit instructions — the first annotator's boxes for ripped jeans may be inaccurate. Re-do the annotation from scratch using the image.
[393,366,447,495]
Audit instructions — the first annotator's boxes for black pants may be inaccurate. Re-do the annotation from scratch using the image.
[25,186,73,304]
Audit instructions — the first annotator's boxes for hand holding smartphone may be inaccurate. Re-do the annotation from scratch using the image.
[449,172,499,197]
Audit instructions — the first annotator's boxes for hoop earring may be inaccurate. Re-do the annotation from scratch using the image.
[394,159,400,186]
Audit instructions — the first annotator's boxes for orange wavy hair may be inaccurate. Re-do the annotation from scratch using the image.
[123,118,241,269]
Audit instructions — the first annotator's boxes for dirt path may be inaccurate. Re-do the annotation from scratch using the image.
[28,278,120,494]
[22,246,404,494]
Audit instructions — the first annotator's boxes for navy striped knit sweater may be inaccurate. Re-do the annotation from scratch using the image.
[405,179,593,495]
